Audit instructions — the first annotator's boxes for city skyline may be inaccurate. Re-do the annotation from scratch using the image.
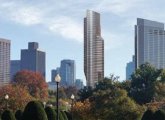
[1,0,165,84]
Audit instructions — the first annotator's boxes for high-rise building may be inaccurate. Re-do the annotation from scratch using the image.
[51,67,60,82]
[126,56,135,80]
[21,42,46,78]
[84,10,104,88]
[10,60,20,80]
[60,59,75,87]
[135,18,165,69]
[75,79,84,90]
[0,38,10,86]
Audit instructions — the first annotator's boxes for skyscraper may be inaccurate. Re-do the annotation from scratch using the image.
[0,38,10,86]
[135,18,165,69]
[60,59,75,87]
[10,60,20,80]
[126,56,135,80]
[84,10,104,88]
[51,67,60,82]
[21,42,46,78]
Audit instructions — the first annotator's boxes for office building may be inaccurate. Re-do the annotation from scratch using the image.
[126,56,135,80]
[10,60,20,80]
[51,67,60,82]
[21,42,46,78]
[0,38,10,86]
[75,79,84,89]
[60,59,75,87]
[84,10,104,88]
[135,18,165,69]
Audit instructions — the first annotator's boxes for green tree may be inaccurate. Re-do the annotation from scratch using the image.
[92,88,144,120]
[130,63,161,104]
[22,101,48,120]
[77,86,93,101]
[45,106,56,120]
[1,110,16,120]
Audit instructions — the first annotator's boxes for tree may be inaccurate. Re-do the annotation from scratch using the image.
[22,101,48,120]
[141,109,154,120]
[15,110,23,120]
[91,88,144,120]
[0,85,33,112]
[1,110,16,120]
[13,70,48,101]
[77,86,93,101]
[153,109,165,120]
[130,63,161,104]
[72,100,95,120]
[45,106,56,120]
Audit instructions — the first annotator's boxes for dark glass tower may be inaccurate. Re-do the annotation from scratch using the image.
[21,42,46,78]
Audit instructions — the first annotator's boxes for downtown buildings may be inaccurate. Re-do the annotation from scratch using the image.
[21,42,46,78]
[126,56,135,80]
[135,18,165,69]
[84,10,104,87]
[0,38,10,86]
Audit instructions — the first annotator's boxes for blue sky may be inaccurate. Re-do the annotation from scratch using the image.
[0,0,165,84]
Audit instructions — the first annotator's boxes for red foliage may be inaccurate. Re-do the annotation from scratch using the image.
[13,70,48,101]
[0,84,33,112]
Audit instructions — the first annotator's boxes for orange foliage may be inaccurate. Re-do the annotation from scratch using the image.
[13,70,48,101]
[72,99,95,120]
[0,84,33,112]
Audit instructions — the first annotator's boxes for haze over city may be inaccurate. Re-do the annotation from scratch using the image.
[0,0,165,83]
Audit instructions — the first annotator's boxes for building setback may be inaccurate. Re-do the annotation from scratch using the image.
[135,18,165,69]
[60,59,75,87]
[21,42,46,78]
[0,38,10,86]
[84,10,104,88]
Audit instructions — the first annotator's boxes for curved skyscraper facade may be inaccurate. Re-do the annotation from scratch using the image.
[84,10,104,88]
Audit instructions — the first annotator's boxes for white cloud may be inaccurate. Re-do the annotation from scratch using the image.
[0,1,43,25]
[10,7,43,25]
[48,16,83,42]
[95,0,143,15]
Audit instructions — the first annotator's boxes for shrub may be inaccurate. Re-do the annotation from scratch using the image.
[22,101,48,120]
[64,111,72,120]
[61,111,68,120]
[15,110,23,120]
[45,107,56,120]
[1,110,16,120]
[141,109,154,120]
[153,109,165,120]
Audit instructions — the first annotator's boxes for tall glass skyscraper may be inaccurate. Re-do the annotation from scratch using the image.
[126,55,135,80]
[135,18,165,69]
[60,59,75,87]
[0,38,10,86]
[21,42,46,78]
[84,10,104,88]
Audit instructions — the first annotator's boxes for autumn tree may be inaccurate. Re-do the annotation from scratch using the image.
[72,99,95,120]
[0,84,33,112]
[13,70,48,101]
